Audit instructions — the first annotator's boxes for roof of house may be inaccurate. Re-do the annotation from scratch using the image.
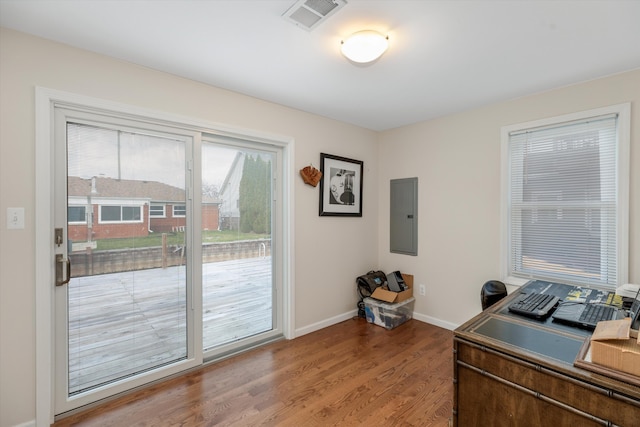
[68,176,219,204]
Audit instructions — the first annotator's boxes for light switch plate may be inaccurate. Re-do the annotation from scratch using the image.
[7,207,25,229]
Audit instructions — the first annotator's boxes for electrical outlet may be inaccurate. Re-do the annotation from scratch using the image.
[419,284,426,296]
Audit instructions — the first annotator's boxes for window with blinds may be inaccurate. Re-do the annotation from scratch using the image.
[502,105,630,288]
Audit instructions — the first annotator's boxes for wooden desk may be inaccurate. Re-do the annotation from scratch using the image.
[453,280,640,426]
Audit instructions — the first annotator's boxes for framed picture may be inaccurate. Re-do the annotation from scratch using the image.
[319,153,363,217]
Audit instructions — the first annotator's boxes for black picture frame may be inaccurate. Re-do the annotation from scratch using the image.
[319,153,363,217]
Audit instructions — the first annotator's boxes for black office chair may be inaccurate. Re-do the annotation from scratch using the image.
[481,280,507,310]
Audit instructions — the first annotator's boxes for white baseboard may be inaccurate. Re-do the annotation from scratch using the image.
[412,311,459,331]
[294,309,459,338]
[13,420,36,427]
[294,310,358,337]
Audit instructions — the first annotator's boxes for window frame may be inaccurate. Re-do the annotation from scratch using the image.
[149,204,166,218]
[67,205,87,224]
[500,103,630,289]
[172,204,186,218]
[98,203,144,224]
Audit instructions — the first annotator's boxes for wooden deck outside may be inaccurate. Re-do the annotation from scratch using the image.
[68,256,272,395]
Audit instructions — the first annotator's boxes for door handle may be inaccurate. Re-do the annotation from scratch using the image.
[56,254,71,286]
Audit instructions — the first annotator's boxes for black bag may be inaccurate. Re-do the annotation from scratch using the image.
[356,270,386,318]
[356,270,386,299]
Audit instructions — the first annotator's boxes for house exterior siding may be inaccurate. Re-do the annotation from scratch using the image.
[69,204,150,242]
[67,177,220,242]
[149,204,187,233]
[219,152,244,231]
[202,204,220,231]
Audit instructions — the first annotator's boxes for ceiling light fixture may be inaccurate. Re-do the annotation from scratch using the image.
[340,30,389,64]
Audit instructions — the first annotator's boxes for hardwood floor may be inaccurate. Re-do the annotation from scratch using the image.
[54,318,454,427]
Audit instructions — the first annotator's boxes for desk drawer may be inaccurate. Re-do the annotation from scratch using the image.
[456,364,601,426]
[455,339,639,426]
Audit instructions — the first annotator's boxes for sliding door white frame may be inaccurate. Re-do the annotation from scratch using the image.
[35,87,295,425]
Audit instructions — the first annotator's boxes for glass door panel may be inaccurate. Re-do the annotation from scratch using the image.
[48,100,287,418]
[57,120,193,411]
[201,143,274,350]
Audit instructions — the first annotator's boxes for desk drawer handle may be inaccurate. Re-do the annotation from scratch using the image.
[457,361,614,426]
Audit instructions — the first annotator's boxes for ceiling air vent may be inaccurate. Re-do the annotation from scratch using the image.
[283,0,347,31]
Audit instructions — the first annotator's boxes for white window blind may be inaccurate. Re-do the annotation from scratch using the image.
[507,113,620,287]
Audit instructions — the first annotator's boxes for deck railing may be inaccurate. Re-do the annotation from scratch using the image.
[70,239,271,276]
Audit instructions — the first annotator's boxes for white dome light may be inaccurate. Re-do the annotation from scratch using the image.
[340,30,389,64]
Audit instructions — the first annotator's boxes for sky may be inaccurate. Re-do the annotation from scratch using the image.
[67,123,239,189]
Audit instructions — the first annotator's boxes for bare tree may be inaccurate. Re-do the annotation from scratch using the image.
[202,182,220,199]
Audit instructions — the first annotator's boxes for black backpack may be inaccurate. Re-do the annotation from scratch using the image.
[356,271,387,317]
[356,270,386,298]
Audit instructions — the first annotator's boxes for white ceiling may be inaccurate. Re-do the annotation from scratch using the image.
[2,0,640,131]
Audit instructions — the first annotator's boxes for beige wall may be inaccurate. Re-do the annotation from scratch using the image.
[0,28,379,427]
[378,68,640,327]
[1,26,639,427]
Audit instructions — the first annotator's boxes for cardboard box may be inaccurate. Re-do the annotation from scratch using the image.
[590,318,640,377]
[370,273,413,303]
[364,296,415,330]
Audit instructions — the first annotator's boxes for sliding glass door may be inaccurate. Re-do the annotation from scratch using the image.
[54,112,199,414]
[51,105,285,416]
[201,142,277,352]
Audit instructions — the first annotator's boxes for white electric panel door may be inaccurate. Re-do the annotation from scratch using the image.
[390,178,418,256]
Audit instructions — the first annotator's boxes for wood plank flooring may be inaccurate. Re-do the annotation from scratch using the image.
[54,318,454,426]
